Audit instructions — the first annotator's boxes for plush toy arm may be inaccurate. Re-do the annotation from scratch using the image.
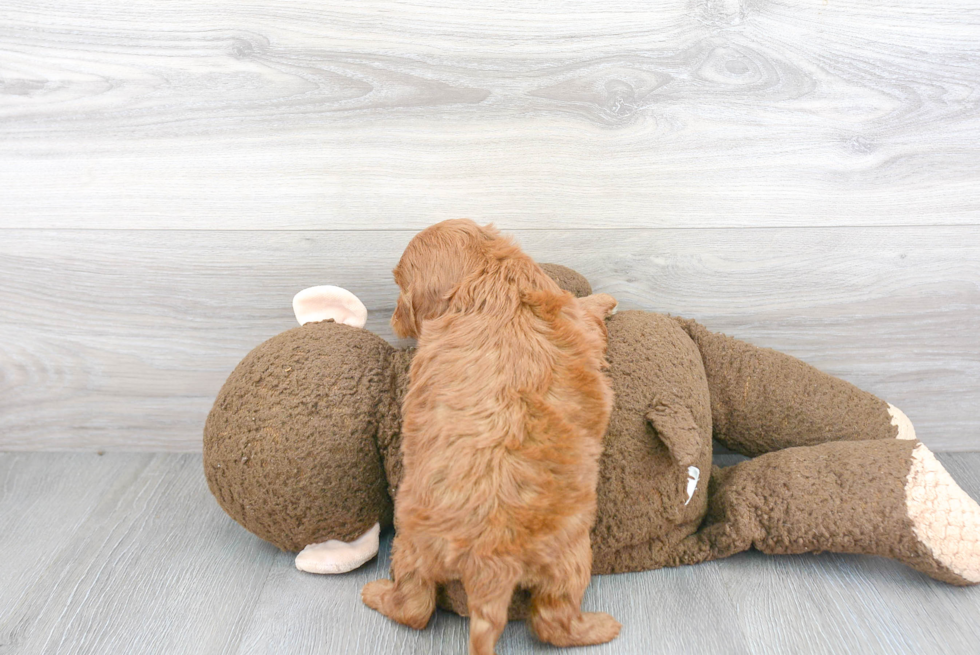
[674,317,907,457]
[673,439,980,586]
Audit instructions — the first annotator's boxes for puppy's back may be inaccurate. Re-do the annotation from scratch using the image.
[398,256,611,557]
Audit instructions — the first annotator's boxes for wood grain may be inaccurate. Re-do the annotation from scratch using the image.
[0,453,279,655]
[1,226,976,451]
[237,519,751,655]
[1,0,979,229]
[0,453,145,651]
[2,453,980,654]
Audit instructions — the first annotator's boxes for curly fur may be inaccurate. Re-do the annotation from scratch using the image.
[362,219,621,654]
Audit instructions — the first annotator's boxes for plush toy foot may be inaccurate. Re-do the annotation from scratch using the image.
[905,442,980,584]
[294,523,380,574]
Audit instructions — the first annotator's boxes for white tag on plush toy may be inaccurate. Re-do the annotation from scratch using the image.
[685,466,700,506]
[293,286,368,329]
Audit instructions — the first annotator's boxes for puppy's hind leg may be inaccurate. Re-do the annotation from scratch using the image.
[527,529,621,647]
[461,558,521,655]
[361,534,436,630]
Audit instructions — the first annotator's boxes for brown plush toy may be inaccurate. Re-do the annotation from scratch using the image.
[204,265,980,619]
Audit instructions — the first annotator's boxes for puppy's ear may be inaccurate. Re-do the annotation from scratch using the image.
[391,219,497,337]
[391,283,451,339]
[390,292,417,338]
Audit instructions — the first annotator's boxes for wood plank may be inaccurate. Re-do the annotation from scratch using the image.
[236,533,476,655]
[711,549,980,655]
[235,525,747,655]
[3,453,980,654]
[1,0,978,229]
[0,453,278,655]
[1,226,977,451]
[0,452,148,651]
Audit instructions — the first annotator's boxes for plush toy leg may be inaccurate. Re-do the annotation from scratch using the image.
[674,439,980,585]
[675,318,903,456]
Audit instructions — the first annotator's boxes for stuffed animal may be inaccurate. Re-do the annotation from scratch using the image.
[204,264,980,618]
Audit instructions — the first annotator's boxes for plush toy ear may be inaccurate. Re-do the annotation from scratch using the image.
[646,401,704,506]
[646,402,701,468]
[293,286,368,328]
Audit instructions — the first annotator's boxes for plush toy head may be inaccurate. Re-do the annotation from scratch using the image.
[204,322,395,551]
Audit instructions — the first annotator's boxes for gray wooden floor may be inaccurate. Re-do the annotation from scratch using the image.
[3,452,980,655]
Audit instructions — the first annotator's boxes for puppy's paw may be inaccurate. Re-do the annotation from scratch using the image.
[361,578,394,613]
[573,612,622,645]
[533,610,622,647]
[362,578,434,629]
[580,293,618,320]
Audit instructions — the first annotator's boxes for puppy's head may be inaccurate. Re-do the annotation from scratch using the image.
[391,219,498,338]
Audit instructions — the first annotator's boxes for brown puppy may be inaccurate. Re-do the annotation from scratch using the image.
[362,220,620,655]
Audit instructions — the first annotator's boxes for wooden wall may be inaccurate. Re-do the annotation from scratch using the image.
[1,0,978,450]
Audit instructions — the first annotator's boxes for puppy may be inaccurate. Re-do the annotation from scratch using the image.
[362,219,620,655]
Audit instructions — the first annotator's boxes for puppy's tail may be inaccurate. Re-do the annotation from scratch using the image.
[460,558,522,655]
